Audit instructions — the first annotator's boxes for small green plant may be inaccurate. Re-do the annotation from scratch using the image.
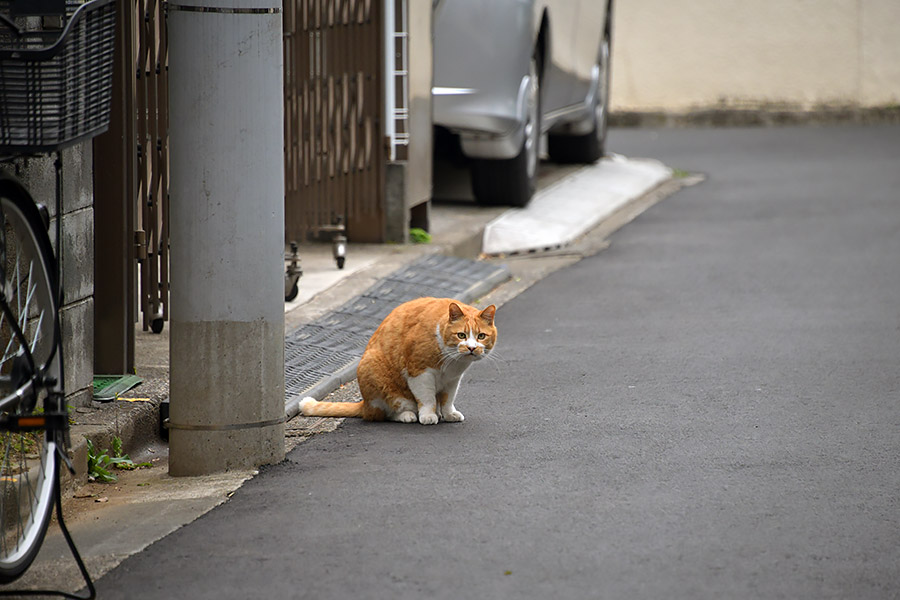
[86,439,116,483]
[409,227,431,244]
[672,168,691,179]
[86,437,152,483]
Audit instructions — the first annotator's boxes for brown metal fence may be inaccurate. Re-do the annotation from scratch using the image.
[283,0,385,243]
[93,0,169,371]
[134,0,169,333]
[97,1,385,367]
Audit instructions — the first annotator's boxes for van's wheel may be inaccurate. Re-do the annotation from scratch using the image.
[471,54,541,207]
[548,29,610,164]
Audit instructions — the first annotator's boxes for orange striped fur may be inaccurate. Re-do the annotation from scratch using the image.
[298,297,497,425]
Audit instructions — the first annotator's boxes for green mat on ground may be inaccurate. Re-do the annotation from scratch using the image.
[93,375,143,402]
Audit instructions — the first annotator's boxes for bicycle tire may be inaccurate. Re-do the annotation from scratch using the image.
[0,173,62,583]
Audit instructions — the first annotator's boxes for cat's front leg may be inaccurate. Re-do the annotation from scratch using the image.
[441,406,465,423]
[406,370,439,425]
[437,379,465,423]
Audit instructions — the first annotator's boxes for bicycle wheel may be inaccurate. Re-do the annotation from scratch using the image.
[0,173,61,583]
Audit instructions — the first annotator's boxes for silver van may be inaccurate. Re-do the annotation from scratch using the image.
[433,0,614,206]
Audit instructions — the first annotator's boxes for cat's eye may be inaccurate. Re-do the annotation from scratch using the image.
[456,332,466,340]
[477,333,486,340]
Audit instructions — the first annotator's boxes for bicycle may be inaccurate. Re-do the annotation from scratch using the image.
[0,0,116,597]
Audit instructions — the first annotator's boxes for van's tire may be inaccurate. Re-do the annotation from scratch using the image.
[472,55,541,207]
[548,29,610,164]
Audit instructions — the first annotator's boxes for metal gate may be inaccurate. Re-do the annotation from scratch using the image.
[283,0,385,243]
[93,0,169,372]
[97,1,385,369]
[134,0,169,334]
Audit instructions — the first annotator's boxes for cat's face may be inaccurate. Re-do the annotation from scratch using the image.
[442,303,497,360]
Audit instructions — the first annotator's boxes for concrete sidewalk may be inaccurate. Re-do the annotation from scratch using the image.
[9,154,679,595]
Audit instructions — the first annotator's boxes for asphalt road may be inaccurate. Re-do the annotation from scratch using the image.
[95,125,900,599]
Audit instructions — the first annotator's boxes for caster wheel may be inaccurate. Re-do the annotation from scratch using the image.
[151,317,164,334]
[336,256,345,270]
[285,282,299,302]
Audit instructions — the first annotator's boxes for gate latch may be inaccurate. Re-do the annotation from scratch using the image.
[134,229,148,261]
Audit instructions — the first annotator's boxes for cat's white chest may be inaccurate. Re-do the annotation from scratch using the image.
[436,361,471,387]
[440,359,472,383]
[405,360,469,397]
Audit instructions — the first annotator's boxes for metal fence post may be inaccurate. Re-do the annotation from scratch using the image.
[93,0,136,374]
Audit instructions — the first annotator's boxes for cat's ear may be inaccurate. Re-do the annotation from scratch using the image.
[479,305,496,325]
[448,302,465,322]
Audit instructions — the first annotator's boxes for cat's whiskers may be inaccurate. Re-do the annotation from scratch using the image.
[479,349,506,374]
[436,347,460,369]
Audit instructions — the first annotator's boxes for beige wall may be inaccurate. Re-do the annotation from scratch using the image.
[610,0,900,112]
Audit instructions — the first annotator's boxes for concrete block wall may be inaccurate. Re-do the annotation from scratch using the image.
[14,142,95,408]
[611,0,900,113]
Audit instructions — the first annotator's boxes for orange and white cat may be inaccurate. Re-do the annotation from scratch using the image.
[298,297,497,425]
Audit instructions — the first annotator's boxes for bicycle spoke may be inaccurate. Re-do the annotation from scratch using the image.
[22,260,35,325]
[30,313,44,356]
[0,432,44,555]
[2,438,24,557]
[19,259,42,358]
[0,322,19,373]
[0,443,11,555]
[0,312,15,370]
[0,253,45,371]
[16,450,25,552]
[22,445,36,518]
[14,255,21,325]
[0,256,25,370]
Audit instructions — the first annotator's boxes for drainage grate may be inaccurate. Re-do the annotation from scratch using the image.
[284,254,509,403]
[93,374,143,402]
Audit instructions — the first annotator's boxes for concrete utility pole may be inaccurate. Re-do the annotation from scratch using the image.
[167,0,285,475]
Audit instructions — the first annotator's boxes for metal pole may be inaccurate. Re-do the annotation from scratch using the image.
[92,0,135,374]
[167,0,285,476]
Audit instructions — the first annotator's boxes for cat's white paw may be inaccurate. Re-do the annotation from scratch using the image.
[419,412,439,426]
[396,411,418,424]
[443,410,465,423]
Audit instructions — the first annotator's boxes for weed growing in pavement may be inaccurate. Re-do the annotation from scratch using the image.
[86,437,152,483]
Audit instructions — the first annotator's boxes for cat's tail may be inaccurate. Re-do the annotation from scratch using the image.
[298,397,364,418]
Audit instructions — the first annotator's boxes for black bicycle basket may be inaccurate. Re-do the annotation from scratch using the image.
[0,0,116,154]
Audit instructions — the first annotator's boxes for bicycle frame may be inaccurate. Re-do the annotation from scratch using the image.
[0,1,114,594]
